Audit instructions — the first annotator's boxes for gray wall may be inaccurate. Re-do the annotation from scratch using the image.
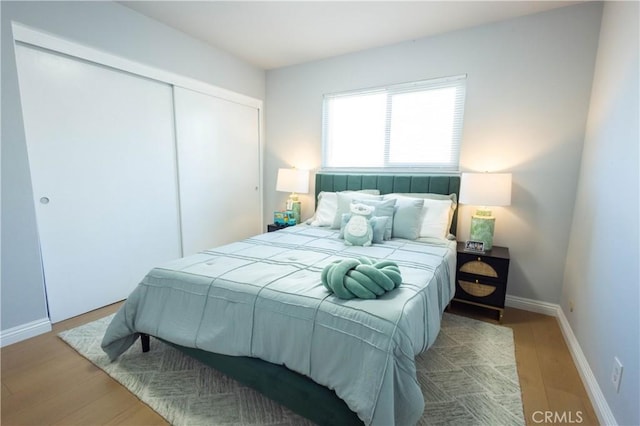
[562,2,639,425]
[264,3,602,304]
[1,1,265,331]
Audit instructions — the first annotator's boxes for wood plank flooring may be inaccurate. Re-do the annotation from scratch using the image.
[448,302,599,426]
[2,302,599,425]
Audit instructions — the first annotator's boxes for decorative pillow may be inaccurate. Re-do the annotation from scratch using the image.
[307,190,380,227]
[352,198,396,240]
[387,196,424,240]
[307,192,337,226]
[419,198,454,239]
[384,193,457,238]
[343,203,375,247]
[332,192,382,229]
[370,216,390,243]
[388,192,457,209]
[321,257,402,299]
[340,214,388,244]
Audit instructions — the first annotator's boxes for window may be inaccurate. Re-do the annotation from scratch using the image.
[322,74,466,171]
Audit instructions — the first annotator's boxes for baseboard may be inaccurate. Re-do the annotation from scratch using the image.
[556,309,617,426]
[505,294,617,426]
[505,294,560,316]
[0,317,52,347]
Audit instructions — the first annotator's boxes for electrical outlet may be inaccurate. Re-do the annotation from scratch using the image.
[611,357,623,393]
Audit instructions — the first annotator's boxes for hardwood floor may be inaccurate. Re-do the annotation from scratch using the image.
[448,302,599,426]
[1,302,166,426]
[1,302,599,425]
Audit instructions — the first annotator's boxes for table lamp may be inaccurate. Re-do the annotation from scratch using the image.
[459,172,512,250]
[276,168,309,225]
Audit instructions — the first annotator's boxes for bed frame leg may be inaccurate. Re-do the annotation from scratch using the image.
[140,333,150,353]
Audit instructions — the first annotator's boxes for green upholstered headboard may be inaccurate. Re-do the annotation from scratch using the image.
[314,173,461,236]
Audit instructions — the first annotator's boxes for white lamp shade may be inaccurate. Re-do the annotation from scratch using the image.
[276,168,309,194]
[459,173,512,206]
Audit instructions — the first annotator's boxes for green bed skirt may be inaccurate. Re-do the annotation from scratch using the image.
[164,340,364,425]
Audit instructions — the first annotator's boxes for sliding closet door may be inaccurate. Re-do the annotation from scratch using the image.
[174,87,261,255]
[15,44,182,323]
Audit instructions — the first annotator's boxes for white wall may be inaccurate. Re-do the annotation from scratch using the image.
[265,3,602,304]
[1,1,265,333]
[562,2,639,425]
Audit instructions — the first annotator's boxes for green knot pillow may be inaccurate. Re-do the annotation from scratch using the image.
[321,257,402,299]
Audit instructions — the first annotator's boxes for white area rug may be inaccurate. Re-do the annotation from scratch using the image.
[59,312,524,425]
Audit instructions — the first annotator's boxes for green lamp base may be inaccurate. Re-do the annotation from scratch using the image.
[286,194,302,225]
[291,201,301,225]
[469,211,495,250]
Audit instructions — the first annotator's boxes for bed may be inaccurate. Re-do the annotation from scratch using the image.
[101,173,460,426]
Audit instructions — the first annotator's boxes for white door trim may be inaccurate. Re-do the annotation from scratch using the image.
[10,21,263,110]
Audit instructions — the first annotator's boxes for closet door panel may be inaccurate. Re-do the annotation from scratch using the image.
[15,44,181,323]
[174,87,261,255]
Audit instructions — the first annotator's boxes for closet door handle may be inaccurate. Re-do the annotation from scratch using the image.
[40,196,50,204]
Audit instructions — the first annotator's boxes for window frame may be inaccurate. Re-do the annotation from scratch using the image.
[321,74,467,173]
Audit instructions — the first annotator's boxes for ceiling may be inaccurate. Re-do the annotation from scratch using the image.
[119,1,583,70]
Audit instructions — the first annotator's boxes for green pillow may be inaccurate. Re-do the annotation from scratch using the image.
[391,197,424,240]
[353,198,396,240]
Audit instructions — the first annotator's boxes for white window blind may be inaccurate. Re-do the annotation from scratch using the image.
[322,74,466,171]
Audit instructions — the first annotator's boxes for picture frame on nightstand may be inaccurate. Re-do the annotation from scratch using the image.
[464,240,485,252]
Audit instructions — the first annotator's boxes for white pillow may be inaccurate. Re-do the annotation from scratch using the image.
[419,198,454,239]
[383,193,454,239]
[307,190,380,227]
[307,191,338,226]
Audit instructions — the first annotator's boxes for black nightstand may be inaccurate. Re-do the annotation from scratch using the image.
[267,223,289,232]
[453,242,510,322]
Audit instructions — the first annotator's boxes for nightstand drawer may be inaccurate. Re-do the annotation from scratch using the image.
[457,251,509,280]
[455,276,507,308]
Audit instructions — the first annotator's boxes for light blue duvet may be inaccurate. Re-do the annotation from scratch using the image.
[101,225,456,425]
